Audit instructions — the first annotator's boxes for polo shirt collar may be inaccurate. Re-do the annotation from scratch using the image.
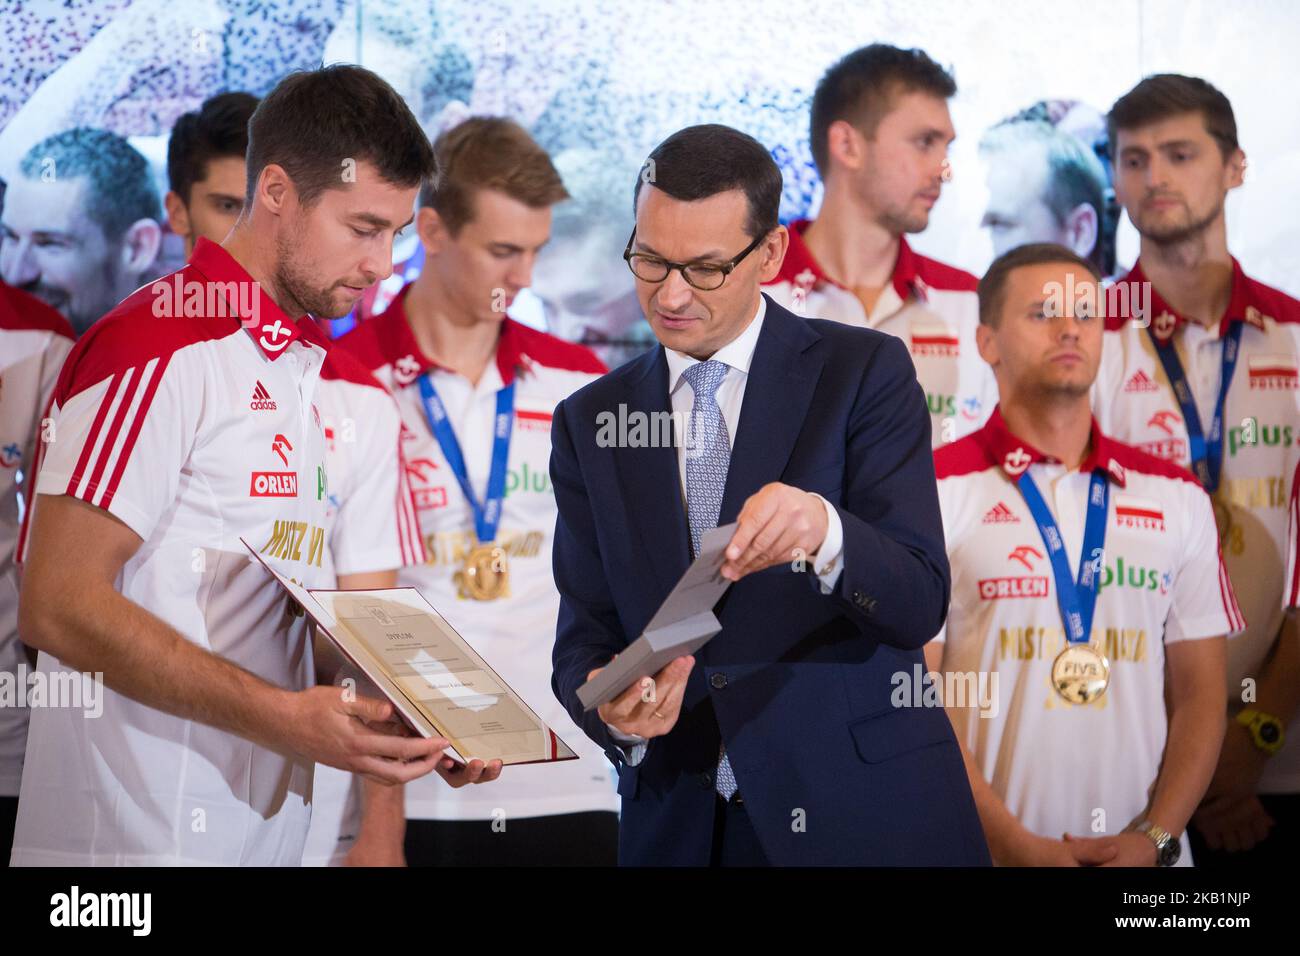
[977,404,1129,487]
[780,219,928,303]
[382,283,531,388]
[189,237,323,360]
[1118,256,1267,343]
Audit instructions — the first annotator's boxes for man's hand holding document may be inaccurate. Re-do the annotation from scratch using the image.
[579,523,736,739]
[243,540,577,781]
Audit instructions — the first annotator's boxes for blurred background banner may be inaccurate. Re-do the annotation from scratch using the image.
[2,0,1297,365]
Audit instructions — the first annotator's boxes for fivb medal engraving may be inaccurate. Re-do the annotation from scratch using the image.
[456,544,509,601]
[1051,643,1110,704]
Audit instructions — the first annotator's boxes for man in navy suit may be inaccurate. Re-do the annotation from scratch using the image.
[549,124,990,866]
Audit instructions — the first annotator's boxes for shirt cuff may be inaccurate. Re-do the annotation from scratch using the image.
[606,723,649,767]
[807,493,845,593]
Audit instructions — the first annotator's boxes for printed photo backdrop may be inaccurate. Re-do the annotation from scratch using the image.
[2,0,1296,365]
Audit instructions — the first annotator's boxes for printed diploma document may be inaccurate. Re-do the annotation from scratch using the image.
[242,539,577,766]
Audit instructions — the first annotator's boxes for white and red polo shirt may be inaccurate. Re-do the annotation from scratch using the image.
[762,219,996,446]
[0,281,74,798]
[337,286,620,822]
[1094,257,1300,792]
[300,346,424,867]
[933,407,1242,861]
[11,237,335,866]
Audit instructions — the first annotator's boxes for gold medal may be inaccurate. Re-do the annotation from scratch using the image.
[1051,643,1110,705]
[454,543,509,601]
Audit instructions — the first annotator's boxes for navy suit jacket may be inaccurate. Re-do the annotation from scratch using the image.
[550,295,990,866]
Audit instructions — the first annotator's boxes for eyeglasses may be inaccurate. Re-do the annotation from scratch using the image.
[622,227,767,291]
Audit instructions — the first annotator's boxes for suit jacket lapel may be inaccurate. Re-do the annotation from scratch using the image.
[611,299,825,603]
[614,347,692,599]
[719,298,825,524]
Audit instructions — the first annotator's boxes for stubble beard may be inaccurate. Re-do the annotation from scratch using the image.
[273,231,341,319]
[1135,196,1223,248]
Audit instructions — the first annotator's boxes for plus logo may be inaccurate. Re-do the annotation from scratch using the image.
[259,320,293,353]
[1,442,20,467]
[1008,545,1044,571]
[272,433,293,467]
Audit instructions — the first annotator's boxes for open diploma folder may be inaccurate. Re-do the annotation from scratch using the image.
[242,539,577,767]
[577,522,736,712]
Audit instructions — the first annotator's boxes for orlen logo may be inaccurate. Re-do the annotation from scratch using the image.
[405,456,447,510]
[1147,410,1180,435]
[413,487,448,510]
[1008,544,1043,571]
[250,472,298,497]
[978,545,1048,600]
[978,577,1049,600]
[405,457,439,482]
[1136,409,1188,461]
[272,433,293,467]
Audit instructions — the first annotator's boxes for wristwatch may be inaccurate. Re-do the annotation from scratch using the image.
[1236,708,1285,755]
[1135,820,1181,867]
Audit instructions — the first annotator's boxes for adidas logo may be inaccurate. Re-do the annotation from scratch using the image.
[250,381,277,411]
[1124,369,1160,393]
[982,501,1020,524]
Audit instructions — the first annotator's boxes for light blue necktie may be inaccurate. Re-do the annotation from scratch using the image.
[681,360,738,801]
